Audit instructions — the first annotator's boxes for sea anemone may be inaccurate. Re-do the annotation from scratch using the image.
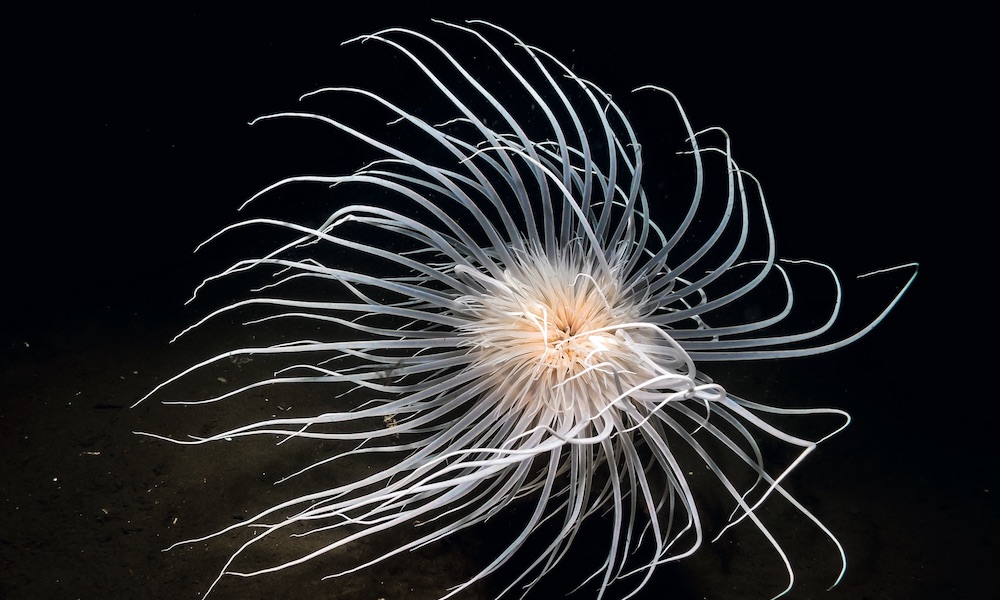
[135,20,916,599]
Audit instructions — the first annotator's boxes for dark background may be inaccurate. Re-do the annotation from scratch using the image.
[2,4,991,599]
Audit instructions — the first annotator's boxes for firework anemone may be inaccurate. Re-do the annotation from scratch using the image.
[135,20,916,599]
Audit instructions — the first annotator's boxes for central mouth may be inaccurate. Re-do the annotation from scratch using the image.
[455,249,656,415]
[525,294,615,373]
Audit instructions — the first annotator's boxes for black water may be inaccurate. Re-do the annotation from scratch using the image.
[3,5,990,599]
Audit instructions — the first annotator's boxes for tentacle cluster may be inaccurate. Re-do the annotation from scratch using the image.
[136,20,916,600]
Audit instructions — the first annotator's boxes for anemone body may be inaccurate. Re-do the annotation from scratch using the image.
[137,20,916,600]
